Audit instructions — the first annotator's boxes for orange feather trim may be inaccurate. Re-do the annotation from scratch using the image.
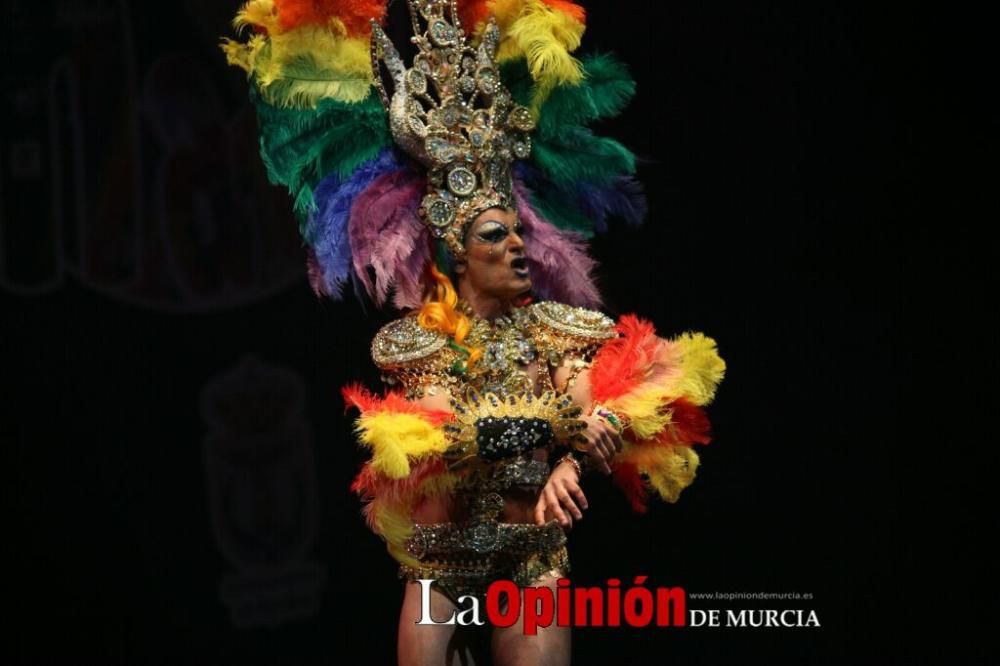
[341,383,453,426]
[541,0,586,24]
[589,314,660,403]
[351,457,450,504]
[274,0,386,36]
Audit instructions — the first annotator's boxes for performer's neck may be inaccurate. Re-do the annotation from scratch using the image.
[457,289,509,322]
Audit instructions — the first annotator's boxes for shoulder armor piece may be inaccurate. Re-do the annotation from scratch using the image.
[528,302,617,340]
[371,316,449,367]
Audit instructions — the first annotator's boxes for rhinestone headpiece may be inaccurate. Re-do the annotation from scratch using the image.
[370,0,536,258]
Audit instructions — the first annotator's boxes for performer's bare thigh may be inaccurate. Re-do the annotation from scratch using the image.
[490,573,570,666]
[398,581,478,666]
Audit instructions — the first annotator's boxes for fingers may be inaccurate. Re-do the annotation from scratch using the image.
[534,496,547,526]
[545,486,569,526]
[556,486,583,521]
[591,438,612,475]
[610,430,624,454]
[567,482,588,511]
[598,430,614,461]
[537,478,589,530]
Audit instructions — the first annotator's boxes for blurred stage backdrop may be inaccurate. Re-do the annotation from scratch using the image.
[5,1,918,664]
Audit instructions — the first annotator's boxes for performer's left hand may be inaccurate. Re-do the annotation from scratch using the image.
[574,414,624,475]
[534,460,588,529]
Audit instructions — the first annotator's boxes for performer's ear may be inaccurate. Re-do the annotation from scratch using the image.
[453,261,467,275]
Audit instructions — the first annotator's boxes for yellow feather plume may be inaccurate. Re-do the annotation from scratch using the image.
[368,498,421,567]
[233,0,279,35]
[645,446,700,503]
[354,412,450,479]
[223,16,373,107]
[608,386,674,440]
[673,332,727,406]
[617,444,700,504]
[488,0,585,108]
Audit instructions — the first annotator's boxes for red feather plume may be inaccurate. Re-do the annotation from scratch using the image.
[612,462,648,514]
[341,383,453,425]
[589,314,659,403]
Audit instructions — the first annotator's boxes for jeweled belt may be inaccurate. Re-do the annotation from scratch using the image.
[404,517,566,560]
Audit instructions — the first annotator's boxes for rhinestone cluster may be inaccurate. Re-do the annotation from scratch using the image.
[475,416,554,461]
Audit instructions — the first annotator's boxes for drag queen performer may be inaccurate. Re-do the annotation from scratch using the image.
[225,1,725,664]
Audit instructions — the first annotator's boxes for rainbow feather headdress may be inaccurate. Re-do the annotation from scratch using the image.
[223,0,645,309]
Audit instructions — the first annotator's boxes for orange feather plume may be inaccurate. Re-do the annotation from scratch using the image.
[274,0,387,35]
[456,0,492,31]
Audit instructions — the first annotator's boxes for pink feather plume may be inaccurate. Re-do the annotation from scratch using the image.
[349,169,430,308]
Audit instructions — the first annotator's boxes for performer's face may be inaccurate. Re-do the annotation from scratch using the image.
[457,207,532,300]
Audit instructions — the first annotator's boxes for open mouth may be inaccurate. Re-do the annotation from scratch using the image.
[510,257,530,279]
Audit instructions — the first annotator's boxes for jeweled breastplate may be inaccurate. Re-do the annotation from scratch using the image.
[461,306,546,398]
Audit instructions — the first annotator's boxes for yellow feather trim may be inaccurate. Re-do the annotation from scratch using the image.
[608,386,674,440]
[354,412,450,479]
[617,443,699,502]
[369,498,421,568]
[221,37,255,74]
[674,332,726,406]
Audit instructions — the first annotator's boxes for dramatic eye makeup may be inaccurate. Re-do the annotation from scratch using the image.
[472,217,525,245]
[474,220,510,244]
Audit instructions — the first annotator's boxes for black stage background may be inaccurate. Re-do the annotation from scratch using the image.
[6,1,966,664]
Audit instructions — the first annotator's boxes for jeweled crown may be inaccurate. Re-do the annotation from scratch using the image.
[370,0,536,258]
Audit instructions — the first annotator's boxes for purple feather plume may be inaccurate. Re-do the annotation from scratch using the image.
[514,178,602,308]
[349,168,429,308]
[305,149,401,297]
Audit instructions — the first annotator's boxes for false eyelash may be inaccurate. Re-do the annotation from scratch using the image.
[476,228,509,243]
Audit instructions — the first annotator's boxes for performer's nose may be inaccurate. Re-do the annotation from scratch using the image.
[508,227,525,252]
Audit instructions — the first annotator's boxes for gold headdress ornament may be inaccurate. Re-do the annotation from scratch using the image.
[370,0,536,258]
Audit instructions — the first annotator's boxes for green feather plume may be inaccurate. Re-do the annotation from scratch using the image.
[250,87,392,227]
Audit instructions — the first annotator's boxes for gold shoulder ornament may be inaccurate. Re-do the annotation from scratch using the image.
[371,316,449,367]
[525,301,617,366]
